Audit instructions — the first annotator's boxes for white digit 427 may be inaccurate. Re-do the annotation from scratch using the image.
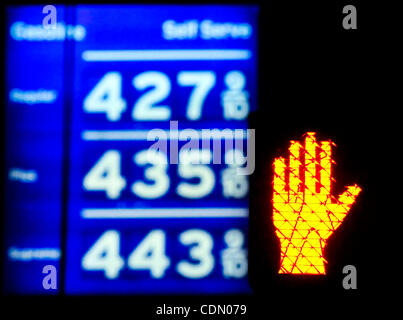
[83,71,217,121]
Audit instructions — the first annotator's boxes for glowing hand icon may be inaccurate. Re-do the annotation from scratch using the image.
[272,132,361,274]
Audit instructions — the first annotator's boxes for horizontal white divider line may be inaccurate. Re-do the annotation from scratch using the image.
[81,208,249,219]
[82,129,249,141]
[82,49,252,61]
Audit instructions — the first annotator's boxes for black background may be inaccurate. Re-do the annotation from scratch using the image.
[1,0,385,317]
[248,0,383,316]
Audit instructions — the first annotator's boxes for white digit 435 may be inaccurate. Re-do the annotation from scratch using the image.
[83,149,217,200]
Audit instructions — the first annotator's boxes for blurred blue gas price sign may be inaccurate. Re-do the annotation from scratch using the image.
[4,5,258,294]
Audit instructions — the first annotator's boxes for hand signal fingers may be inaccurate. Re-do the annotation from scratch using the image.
[288,141,302,202]
[318,140,332,196]
[273,157,286,194]
[337,184,362,211]
[273,157,288,222]
[326,185,361,229]
[303,132,318,200]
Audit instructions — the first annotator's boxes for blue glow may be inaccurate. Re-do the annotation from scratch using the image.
[4,4,258,295]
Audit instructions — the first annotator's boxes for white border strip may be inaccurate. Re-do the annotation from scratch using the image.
[82,49,252,61]
[82,129,249,141]
[82,208,248,219]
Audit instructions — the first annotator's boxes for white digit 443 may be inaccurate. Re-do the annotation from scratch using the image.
[82,229,219,280]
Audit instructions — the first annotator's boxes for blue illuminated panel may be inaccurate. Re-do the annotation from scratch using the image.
[3,6,65,294]
[65,5,257,294]
[3,4,257,295]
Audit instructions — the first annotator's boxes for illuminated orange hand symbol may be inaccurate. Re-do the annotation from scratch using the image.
[272,132,361,274]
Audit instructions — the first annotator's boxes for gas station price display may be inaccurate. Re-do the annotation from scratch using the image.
[4,5,258,294]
